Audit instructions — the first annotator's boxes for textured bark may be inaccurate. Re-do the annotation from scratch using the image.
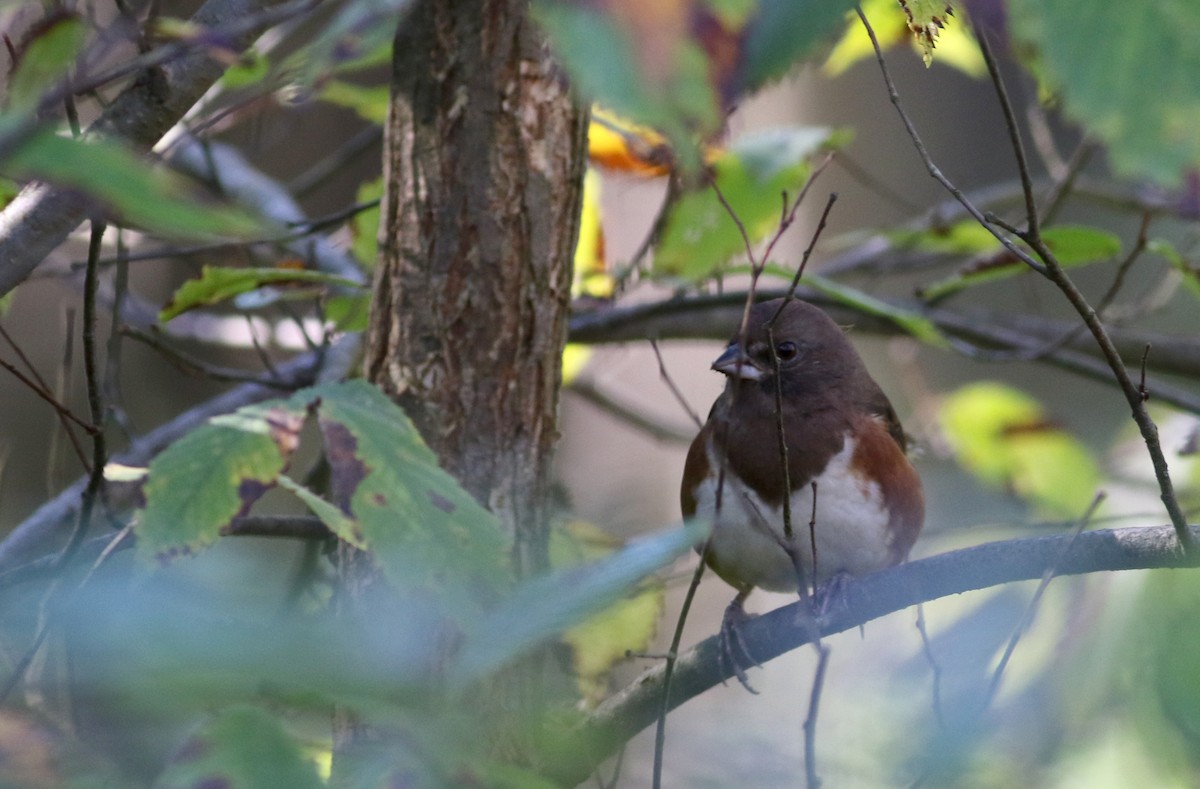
[363,0,586,580]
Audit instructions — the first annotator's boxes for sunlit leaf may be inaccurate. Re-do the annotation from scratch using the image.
[6,14,88,113]
[451,518,706,686]
[572,168,612,299]
[318,80,390,124]
[899,0,954,67]
[8,131,265,239]
[588,109,674,176]
[825,0,984,77]
[552,521,663,706]
[804,273,946,346]
[137,401,307,562]
[891,218,1002,256]
[155,706,325,789]
[939,381,1101,517]
[918,224,1120,301]
[654,126,841,279]
[220,50,271,90]
[1009,0,1200,186]
[160,265,365,322]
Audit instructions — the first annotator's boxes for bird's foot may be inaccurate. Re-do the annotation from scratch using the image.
[719,595,761,694]
[811,571,854,617]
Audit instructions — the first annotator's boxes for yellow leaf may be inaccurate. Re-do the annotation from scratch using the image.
[824,0,983,77]
[940,382,1101,518]
[551,521,664,707]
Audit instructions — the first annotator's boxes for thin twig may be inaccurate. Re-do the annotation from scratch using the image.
[914,604,945,729]
[121,326,297,389]
[0,355,98,437]
[968,15,1194,553]
[648,339,702,429]
[974,26,1040,239]
[855,6,1048,278]
[777,193,839,314]
[803,643,831,789]
[651,543,710,789]
[980,493,1105,712]
[567,379,694,443]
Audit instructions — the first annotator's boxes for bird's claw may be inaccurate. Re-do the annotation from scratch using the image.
[811,570,854,617]
[718,597,761,694]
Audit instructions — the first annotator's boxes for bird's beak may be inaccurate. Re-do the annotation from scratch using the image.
[711,343,764,380]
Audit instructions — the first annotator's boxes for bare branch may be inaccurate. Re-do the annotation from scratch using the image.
[0,0,302,296]
[0,334,358,575]
[546,523,1200,787]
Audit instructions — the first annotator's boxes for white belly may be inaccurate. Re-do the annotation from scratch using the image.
[693,437,893,592]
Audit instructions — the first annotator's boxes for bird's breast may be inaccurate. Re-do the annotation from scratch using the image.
[692,432,900,592]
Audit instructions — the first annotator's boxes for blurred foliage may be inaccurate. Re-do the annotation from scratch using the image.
[551,521,664,706]
[160,266,365,322]
[916,225,1122,302]
[825,0,984,76]
[1008,0,1200,186]
[939,382,1101,518]
[3,0,1200,786]
[653,126,843,278]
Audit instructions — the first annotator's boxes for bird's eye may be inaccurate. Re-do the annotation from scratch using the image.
[775,341,799,361]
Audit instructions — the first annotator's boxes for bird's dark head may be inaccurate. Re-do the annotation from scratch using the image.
[711,298,861,396]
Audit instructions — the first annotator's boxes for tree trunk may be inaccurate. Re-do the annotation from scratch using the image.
[364,0,586,575]
[336,0,586,758]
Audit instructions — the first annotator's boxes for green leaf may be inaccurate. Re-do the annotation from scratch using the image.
[318,80,390,123]
[220,50,271,90]
[552,521,664,705]
[740,0,859,89]
[804,273,946,346]
[450,518,708,686]
[137,401,307,562]
[277,475,361,547]
[1148,238,1200,301]
[891,218,1004,256]
[160,265,365,322]
[533,2,719,161]
[917,224,1120,301]
[291,0,402,86]
[1040,224,1122,265]
[939,382,1101,518]
[1009,0,1200,186]
[654,126,840,279]
[350,176,384,268]
[307,381,511,612]
[6,15,89,113]
[8,131,265,239]
[325,293,372,332]
[155,706,325,789]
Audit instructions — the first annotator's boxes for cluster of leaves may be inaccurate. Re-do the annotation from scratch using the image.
[3,0,1200,786]
[8,381,698,786]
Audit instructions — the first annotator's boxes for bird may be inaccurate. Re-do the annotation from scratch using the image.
[680,297,924,685]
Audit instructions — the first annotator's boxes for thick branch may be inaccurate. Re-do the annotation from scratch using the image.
[547,524,1200,786]
[0,0,289,296]
[567,293,1200,413]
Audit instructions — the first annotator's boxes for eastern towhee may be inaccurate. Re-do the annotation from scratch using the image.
[681,298,923,683]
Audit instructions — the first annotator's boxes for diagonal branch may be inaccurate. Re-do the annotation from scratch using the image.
[545,523,1200,787]
[0,0,298,297]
